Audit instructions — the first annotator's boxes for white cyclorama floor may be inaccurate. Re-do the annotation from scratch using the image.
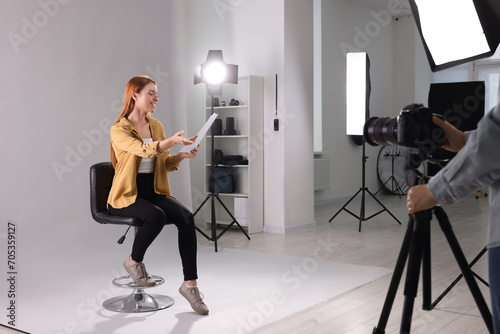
[0,192,492,334]
[1,220,390,334]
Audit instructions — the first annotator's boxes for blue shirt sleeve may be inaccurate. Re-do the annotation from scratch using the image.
[428,105,500,204]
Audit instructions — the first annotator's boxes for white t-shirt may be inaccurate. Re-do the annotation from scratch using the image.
[137,138,156,173]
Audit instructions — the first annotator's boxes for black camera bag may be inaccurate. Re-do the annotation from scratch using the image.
[210,167,236,193]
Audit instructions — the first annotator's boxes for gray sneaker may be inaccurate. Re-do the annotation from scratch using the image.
[123,257,156,287]
[179,284,209,315]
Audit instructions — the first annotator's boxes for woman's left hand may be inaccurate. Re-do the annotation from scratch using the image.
[177,142,200,161]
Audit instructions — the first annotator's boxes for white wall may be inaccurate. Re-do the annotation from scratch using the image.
[183,0,315,233]
[182,0,286,230]
[1,0,191,250]
[283,0,315,232]
[315,0,397,202]
[0,1,191,331]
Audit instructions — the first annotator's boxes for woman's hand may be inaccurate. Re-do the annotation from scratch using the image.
[407,184,438,215]
[169,131,195,146]
[173,143,200,165]
[433,116,466,153]
[159,131,194,152]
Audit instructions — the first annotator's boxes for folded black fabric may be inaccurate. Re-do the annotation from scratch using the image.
[222,155,243,162]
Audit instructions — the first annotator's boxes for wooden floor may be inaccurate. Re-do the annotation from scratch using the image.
[0,192,491,334]
[201,192,492,334]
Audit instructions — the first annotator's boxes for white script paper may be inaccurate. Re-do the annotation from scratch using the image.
[180,113,219,153]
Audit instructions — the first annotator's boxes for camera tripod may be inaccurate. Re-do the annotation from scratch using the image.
[373,151,492,333]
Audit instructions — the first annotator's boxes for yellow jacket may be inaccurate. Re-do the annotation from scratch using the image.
[107,114,179,209]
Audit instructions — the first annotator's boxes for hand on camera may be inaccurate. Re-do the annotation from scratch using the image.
[432,116,466,153]
[407,184,439,215]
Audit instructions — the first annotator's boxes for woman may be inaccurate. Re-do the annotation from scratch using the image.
[107,75,208,315]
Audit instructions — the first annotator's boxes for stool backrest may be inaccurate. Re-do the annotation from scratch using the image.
[90,162,114,223]
[89,162,141,226]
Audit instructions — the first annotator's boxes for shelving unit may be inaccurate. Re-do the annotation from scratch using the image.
[204,75,264,234]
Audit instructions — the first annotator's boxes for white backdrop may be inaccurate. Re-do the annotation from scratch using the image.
[0,0,192,330]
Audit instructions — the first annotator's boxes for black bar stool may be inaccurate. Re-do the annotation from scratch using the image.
[89,162,174,313]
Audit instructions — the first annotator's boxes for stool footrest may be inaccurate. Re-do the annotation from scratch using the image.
[112,275,165,289]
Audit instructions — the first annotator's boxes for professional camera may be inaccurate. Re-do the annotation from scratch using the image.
[363,103,445,148]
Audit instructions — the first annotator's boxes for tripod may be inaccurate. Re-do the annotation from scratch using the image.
[374,148,406,198]
[373,151,492,333]
[192,95,250,252]
[329,139,401,232]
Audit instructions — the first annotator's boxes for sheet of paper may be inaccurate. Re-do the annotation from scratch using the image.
[179,113,218,153]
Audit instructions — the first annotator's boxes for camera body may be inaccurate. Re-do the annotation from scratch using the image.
[363,104,445,148]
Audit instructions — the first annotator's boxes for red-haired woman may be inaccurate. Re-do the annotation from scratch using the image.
[107,76,208,315]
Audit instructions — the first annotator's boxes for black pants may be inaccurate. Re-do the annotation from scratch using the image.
[108,173,198,281]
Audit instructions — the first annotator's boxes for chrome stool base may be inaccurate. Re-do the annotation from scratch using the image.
[103,275,174,313]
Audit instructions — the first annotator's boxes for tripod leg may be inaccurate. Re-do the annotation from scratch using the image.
[329,188,362,223]
[433,207,493,333]
[211,195,218,252]
[422,218,432,310]
[432,247,488,309]
[400,211,431,333]
[359,188,366,231]
[215,195,251,240]
[193,195,213,240]
[365,188,402,225]
[193,195,211,217]
[373,215,414,334]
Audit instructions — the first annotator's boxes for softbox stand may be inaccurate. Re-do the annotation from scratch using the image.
[329,139,401,231]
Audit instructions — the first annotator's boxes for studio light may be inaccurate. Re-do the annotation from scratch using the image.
[346,52,370,136]
[193,50,249,252]
[330,52,400,232]
[410,0,500,72]
[194,50,238,96]
[203,62,227,86]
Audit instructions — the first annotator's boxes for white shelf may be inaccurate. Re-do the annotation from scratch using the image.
[203,75,264,234]
[209,135,249,139]
[205,164,248,168]
[205,193,248,198]
[206,105,248,110]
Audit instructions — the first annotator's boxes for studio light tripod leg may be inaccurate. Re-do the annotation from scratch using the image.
[329,188,362,222]
[365,187,402,225]
[193,195,212,240]
[215,195,251,241]
[211,195,218,252]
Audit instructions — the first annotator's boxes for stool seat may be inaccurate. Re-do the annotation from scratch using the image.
[90,162,174,313]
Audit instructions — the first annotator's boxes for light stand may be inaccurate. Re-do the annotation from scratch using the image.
[329,138,401,231]
[329,52,401,231]
[192,50,250,252]
[374,149,406,198]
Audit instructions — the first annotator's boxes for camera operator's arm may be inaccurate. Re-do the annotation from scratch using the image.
[408,107,500,215]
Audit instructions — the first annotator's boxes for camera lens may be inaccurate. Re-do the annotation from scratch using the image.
[363,117,399,146]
